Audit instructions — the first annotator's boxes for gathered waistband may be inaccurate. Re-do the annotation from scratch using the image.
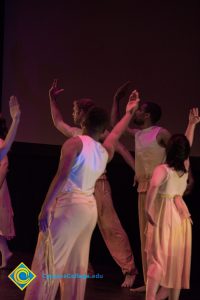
[55,192,96,208]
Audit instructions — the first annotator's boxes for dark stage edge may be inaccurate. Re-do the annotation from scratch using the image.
[0,252,198,300]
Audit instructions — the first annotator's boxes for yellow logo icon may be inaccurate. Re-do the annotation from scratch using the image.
[8,262,36,290]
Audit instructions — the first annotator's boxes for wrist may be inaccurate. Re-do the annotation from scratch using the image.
[188,122,196,127]
[49,93,56,101]
[12,115,20,122]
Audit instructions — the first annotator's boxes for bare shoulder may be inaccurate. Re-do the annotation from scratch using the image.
[151,163,168,184]
[61,136,83,155]
[157,127,171,147]
[154,163,168,173]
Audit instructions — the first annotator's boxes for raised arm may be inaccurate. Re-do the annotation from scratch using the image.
[104,90,140,161]
[185,108,200,146]
[110,81,131,127]
[38,136,82,232]
[115,142,135,171]
[49,79,81,138]
[0,96,21,160]
[0,155,8,188]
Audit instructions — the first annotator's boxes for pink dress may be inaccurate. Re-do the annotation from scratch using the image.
[0,139,15,239]
[146,164,192,289]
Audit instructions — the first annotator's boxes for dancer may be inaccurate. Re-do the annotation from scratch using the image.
[24,95,140,300]
[0,116,16,269]
[111,95,199,294]
[0,96,21,160]
[48,79,138,287]
[112,98,170,291]
[0,95,20,269]
[145,134,192,300]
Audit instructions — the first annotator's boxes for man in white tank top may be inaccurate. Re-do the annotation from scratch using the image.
[48,79,138,288]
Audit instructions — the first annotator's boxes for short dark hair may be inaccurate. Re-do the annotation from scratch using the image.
[0,114,8,139]
[75,98,95,114]
[166,134,190,172]
[144,102,162,124]
[84,106,109,133]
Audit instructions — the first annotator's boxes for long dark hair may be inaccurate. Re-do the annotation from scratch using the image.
[0,114,8,139]
[166,134,190,172]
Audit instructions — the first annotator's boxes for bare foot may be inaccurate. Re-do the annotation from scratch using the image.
[0,251,13,269]
[130,285,146,293]
[121,274,136,288]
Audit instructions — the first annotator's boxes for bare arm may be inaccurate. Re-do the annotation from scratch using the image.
[183,166,194,196]
[99,129,135,170]
[38,136,82,232]
[0,96,21,160]
[185,108,200,146]
[157,127,171,148]
[110,81,131,127]
[49,79,81,138]
[104,90,140,161]
[145,165,168,225]
[115,142,135,170]
[0,156,8,189]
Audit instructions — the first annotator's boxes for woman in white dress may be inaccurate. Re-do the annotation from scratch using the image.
[145,134,192,300]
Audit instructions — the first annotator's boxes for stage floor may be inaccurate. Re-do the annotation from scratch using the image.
[0,252,198,300]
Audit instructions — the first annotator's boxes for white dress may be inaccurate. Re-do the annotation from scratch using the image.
[25,135,108,300]
[146,164,192,289]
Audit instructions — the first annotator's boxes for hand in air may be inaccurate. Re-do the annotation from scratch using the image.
[114,81,131,102]
[126,90,140,113]
[9,95,21,120]
[188,107,200,126]
[49,79,64,98]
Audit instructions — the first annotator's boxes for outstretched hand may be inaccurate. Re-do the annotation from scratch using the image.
[188,107,200,126]
[49,79,64,98]
[9,95,21,120]
[114,81,131,102]
[126,90,140,113]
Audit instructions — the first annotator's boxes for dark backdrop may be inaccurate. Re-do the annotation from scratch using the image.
[1,0,200,155]
[6,142,200,288]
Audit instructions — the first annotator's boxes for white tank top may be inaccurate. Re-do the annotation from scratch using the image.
[57,135,108,197]
[135,126,166,191]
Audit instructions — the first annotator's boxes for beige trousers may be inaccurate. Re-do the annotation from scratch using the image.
[24,195,97,300]
[138,192,148,283]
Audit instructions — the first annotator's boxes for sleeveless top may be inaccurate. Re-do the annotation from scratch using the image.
[57,135,108,198]
[135,126,166,192]
[159,164,188,196]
